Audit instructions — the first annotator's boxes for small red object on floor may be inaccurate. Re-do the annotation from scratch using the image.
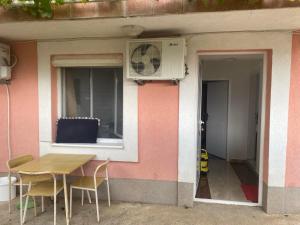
[241,184,258,203]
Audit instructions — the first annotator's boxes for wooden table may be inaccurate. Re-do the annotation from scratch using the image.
[12,153,96,225]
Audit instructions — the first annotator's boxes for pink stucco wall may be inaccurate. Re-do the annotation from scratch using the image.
[286,33,300,187]
[0,41,39,171]
[83,82,179,181]
[0,41,179,182]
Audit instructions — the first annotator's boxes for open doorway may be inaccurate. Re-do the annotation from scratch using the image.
[195,53,264,205]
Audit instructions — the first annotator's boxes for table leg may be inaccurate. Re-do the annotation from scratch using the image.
[41,196,44,213]
[63,175,69,225]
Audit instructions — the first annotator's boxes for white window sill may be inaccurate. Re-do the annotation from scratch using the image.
[51,142,124,149]
[41,140,137,162]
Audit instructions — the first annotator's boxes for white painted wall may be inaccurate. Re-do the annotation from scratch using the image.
[202,59,261,160]
[178,32,292,190]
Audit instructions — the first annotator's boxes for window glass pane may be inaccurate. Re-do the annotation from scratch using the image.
[92,68,123,139]
[64,68,90,117]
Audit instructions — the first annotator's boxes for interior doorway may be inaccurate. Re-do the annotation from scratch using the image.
[195,53,265,205]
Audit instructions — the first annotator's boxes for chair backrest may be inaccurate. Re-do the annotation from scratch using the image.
[94,160,109,187]
[18,171,55,187]
[7,155,33,170]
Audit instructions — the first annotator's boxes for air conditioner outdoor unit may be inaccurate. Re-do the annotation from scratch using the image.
[126,38,186,80]
[0,43,11,81]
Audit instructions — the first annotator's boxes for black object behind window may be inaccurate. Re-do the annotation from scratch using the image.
[56,118,100,143]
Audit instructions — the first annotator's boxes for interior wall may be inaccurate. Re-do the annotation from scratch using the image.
[247,73,259,161]
[205,81,229,159]
[248,63,264,174]
[202,58,262,160]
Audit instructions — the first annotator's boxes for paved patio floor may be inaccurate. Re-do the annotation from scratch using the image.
[1,198,300,225]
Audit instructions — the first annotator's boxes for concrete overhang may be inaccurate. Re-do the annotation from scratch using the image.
[1,7,300,40]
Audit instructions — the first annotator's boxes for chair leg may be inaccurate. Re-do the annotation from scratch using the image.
[54,194,57,225]
[87,190,92,204]
[106,179,111,207]
[22,195,30,224]
[70,187,73,219]
[8,173,11,214]
[95,189,100,222]
[41,196,45,213]
[81,190,84,206]
[22,183,31,224]
[33,197,37,216]
[80,166,92,204]
[20,184,23,225]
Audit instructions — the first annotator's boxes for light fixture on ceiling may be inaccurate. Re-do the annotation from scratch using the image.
[121,25,144,37]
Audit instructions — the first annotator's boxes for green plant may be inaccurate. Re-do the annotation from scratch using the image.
[201,0,264,6]
[0,0,299,19]
[0,0,65,18]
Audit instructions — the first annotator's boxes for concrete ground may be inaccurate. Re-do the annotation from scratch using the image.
[1,198,300,225]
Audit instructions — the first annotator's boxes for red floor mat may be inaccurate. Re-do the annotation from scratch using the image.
[241,184,258,203]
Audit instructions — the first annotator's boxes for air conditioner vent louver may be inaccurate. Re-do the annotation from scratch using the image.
[126,38,186,81]
[130,43,161,76]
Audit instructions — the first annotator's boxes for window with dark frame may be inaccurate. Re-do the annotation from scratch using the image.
[62,67,123,140]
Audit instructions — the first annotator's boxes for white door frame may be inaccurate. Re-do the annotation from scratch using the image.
[194,51,267,207]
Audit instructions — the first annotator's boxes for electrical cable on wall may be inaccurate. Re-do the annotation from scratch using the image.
[5,84,11,161]
[0,44,18,210]
[6,55,17,161]
[9,55,17,69]
[2,54,18,161]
